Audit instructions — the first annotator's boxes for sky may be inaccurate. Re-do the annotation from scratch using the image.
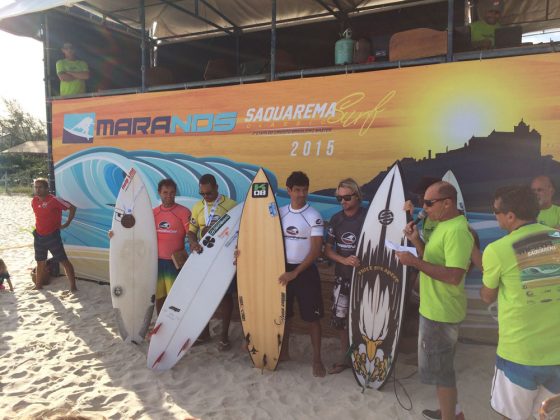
[0,29,46,121]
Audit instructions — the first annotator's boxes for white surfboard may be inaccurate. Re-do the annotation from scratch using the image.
[442,170,466,216]
[147,203,242,371]
[109,167,157,344]
[349,163,408,389]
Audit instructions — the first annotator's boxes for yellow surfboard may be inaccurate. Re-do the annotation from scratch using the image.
[237,168,286,371]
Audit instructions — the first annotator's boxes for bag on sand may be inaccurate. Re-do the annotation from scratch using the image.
[30,258,60,285]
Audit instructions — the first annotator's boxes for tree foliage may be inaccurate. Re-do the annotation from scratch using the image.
[0,98,46,151]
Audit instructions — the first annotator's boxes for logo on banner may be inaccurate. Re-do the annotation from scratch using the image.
[252,182,269,198]
[62,113,95,144]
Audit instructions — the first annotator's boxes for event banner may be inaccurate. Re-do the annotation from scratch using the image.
[52,52,560,302]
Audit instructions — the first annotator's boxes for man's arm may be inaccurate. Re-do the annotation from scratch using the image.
[187,231,202,253]
[480,285,498,304]
[57,72,75,81]
[403,221,426,257]
[61,204,76,229]
[324,243,359,267]
[66,70,90,80]
[279,236,322,286]
[395,251,466,286]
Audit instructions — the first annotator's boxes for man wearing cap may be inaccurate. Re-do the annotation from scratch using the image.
[56,42,89,96]
[470,1,502,49]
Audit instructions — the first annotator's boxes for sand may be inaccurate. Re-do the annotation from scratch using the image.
[0,194,500,420]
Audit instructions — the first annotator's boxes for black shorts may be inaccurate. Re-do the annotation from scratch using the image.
[286,263,323,322]
[33,229,68,262]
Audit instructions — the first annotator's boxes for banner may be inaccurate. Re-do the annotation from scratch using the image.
[52,52,560,316]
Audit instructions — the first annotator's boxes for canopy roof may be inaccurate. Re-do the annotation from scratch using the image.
[1,1,559,42]
[0,0,449,41]
[1,141,47,154]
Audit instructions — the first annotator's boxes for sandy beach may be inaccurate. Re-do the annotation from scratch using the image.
[0,194,500,420]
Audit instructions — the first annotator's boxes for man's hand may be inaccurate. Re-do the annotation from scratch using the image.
[108,230,114,239]
[403,200,415,216]
[279,271,297,286]
[403,221,421,243]
[61,222,70,229]
[233,248,240,266]
[395,251,419,268]
[190,241,203,254]
[342,255,360,267]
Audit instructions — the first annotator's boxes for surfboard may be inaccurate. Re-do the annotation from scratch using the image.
[237,168,286,371]
[349,163,408,389]
[109,167,157,344]
[147,203,242,371]
[442,170,466,216]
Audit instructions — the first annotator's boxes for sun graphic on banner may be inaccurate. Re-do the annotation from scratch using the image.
[407,62,526,156]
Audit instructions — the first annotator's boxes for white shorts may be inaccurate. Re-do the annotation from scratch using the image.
[491,356,560,420]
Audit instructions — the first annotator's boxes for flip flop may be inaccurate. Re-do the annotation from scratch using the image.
[217,340,231,351]
[328,362,350,374]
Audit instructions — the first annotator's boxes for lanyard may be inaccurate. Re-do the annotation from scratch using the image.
[204,194,221,226]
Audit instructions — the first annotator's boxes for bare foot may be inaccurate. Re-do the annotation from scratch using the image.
[327,362,351,374]
[313,361,326,377]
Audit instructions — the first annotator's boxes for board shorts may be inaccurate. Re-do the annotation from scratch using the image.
[156,258,179,300]
[330,275,351,329]
[285,263,323,322]
[33,229,68,262]
[418,315,459,387]
[490,355,560,420]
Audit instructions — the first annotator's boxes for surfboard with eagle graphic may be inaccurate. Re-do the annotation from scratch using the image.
[348,163,409,390]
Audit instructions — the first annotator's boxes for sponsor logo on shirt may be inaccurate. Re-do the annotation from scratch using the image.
[286,226,299,235]
[158,221,170,230]
[341,232,357,245]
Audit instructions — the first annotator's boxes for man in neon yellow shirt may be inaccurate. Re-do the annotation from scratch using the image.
[56,42,89,96]
[187,174,236,350]
[396,181,472,420]
[531,175,560,228]
[470,2,501,49]
[480,185,560,419]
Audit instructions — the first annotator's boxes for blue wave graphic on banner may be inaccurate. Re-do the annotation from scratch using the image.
[54,147,502,286]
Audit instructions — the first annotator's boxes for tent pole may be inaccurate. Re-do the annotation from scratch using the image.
[140,0,146,92]
[42,12,56,193]
[447,0,455,61]
[270,0,277,81]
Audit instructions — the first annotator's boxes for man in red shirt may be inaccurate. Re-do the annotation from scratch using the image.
[31,178,77,291]
[153,179,191,314]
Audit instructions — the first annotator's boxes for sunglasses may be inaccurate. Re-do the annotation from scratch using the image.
[199,191,214,197]
[336,194,356,202]
[423,197,450,207]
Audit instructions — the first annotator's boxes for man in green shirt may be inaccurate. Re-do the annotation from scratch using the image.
[396,181,472,420]
[470,1,501,49]
[56,42,89,96]
[531,175,560,228]
[480,185,560,419]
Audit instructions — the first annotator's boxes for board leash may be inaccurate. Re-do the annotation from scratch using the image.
[390,357,413,411]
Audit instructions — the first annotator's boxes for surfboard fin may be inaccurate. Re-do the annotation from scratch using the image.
[177,338,191,357]
[149,322,162,337]
[151,351,165,369]
[261,354,268,374]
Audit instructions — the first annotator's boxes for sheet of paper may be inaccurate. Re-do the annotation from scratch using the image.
[385,240,418,257]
